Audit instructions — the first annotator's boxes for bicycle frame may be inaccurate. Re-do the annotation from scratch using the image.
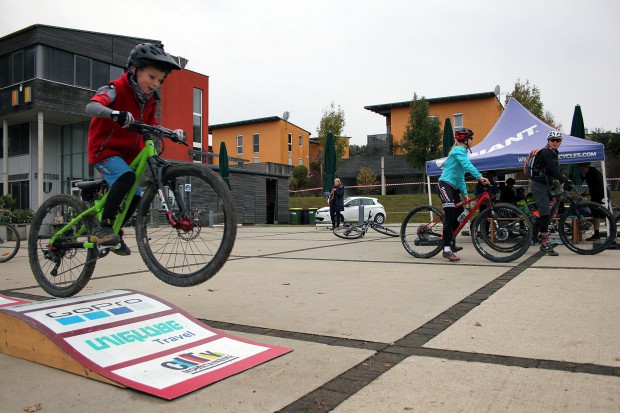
[48,135,174,250]
[449,190,493,236]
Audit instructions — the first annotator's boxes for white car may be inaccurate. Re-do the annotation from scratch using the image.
[315,197,387,225]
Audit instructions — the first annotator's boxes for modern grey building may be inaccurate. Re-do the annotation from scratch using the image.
[0,24,291,224]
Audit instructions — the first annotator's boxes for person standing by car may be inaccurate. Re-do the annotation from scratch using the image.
[529,130,573,256]
[329,178,345,229]
[579,162,605,240]
[438,128,489,262]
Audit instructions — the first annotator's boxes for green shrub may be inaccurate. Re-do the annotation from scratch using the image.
[0,195,17,210]
[11,208,34,224]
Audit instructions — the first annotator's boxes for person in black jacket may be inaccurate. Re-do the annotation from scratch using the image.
[530,130,573,255]
[579,162,605,240]
[328,178,345,229]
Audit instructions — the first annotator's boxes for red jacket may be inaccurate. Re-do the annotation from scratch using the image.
[87,72,159,164]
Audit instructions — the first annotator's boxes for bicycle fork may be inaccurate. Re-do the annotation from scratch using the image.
[151,162,195,232]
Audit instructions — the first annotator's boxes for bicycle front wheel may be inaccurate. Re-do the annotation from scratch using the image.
[471,203,533,262]
[0,223,20,263]
[28,195,97,297]
[333,224,364,239]
[136,164,237,287]
[558,202,617,255]
[401,205,444,258]
[371,223,399,237]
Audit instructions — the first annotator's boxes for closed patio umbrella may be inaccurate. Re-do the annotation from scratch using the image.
[219,141,231,190]
[442,118,454,157]
[568,104,586,185]
[322,131,337,196]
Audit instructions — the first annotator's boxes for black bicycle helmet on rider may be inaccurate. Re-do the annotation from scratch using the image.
[127,43,182,73]
[454,127,474,142]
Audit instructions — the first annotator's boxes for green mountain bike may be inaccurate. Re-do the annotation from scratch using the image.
[28,122,237,297]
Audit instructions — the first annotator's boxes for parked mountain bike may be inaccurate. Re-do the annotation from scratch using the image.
[333,211,399,239]
[0,222,20,263]
[401,187,533,262]
[522,188,616,255]
[28,122,237,297]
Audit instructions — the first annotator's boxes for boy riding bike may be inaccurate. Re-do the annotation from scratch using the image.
[86,43,185,255]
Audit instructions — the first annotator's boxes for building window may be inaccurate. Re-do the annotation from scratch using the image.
[93,60,111,89]
[236,135,243,154]
[0,46,35,87]
[253,157,259,164]
[9,180,29,209]
[299,135,303,147]
[61,122,92,185]
[193,88,202,148]
[253,133,259,152]
[453,113,463,129]
[75,55,91,88]
[288,133,292,152]
[8,123,30,156]
[298,158,303,165]
[288,157,293,165]
[36,46,123,90]
[43,47,74,85]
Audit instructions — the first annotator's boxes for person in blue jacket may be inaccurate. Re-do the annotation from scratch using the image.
[437,128,489,262]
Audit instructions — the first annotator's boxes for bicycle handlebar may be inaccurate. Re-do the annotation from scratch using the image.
[128,121,189,146]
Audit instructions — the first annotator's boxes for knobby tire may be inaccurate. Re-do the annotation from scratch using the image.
[135,164,237,287]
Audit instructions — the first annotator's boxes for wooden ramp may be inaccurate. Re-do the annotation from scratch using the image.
[0,290,292,400]
[0,310,123,387]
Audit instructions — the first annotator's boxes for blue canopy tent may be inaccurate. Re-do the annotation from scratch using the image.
[425,98,608,205]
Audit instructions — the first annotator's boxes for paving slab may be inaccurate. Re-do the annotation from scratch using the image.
[425,267,620,366]
[333,356,620,413]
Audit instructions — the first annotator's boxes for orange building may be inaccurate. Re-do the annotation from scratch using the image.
[209,117,311,168]
[365,91,503,154]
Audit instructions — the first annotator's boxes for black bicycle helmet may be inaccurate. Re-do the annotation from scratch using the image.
[454,127,474,142]
[127,43,182,73]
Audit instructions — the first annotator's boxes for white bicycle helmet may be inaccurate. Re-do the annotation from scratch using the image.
[547,130,563,140]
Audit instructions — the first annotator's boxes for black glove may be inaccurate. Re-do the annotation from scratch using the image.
[111,110,134,128]
[563,180,574,191]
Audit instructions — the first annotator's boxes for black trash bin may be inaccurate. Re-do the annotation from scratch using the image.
[301,208,310,225]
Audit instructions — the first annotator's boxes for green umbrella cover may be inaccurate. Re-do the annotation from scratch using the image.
[568,104,585,185]
[442,118,454,157]
[322,131,337,196]
[219,141,231,189]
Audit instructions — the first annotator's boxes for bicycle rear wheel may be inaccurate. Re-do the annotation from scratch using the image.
[0,223,20,263]
[401,205,444,258]
[471,203,533,262]
[558,202,616,255]
[28,195,97,297]
[371,223,399,237]
[333,224,364,239]
[136,164,237,287]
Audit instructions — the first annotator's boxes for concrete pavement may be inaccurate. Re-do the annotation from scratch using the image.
[0,225,619,412]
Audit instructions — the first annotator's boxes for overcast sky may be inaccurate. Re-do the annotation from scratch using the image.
[1,0,618,145]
